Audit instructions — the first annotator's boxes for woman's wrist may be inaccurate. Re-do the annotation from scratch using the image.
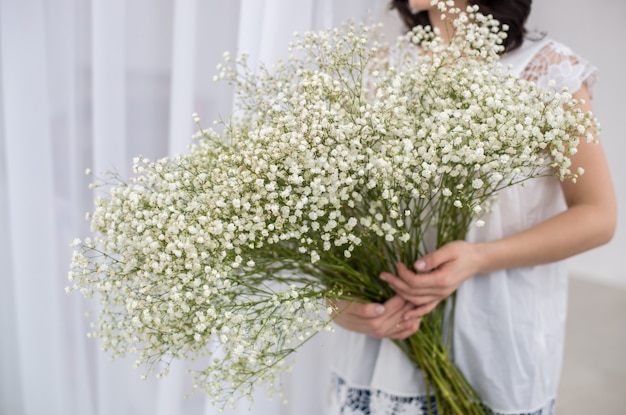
[472,242,495,275]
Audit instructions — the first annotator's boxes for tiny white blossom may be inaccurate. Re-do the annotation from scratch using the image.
[472,179,484,189]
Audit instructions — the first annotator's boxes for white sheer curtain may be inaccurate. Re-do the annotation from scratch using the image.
[0,1,400,414]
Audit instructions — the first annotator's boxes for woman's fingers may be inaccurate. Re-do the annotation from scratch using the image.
[381,242,479,308]
[366,297,413,338]
[389,317,421,340]
[381,269,445,298]
[334,299,385,319]
[331,296,422,339]
[403,300,440,319]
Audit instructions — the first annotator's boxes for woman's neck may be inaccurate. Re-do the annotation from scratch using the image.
[427,10,451,43]
[427,0,467,43]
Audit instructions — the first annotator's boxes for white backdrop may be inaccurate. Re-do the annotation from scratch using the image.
[0,1,624,415]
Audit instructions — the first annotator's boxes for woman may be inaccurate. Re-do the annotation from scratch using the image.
[328,0,617,414]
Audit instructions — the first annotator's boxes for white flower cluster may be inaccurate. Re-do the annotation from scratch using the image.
[70,218,333,405]
[68,3,597,409]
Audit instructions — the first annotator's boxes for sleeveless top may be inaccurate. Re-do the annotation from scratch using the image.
[327,35,598,415]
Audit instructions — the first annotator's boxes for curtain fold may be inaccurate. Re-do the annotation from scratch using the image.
[168,0,197,156]
[0,0,69,414]
[92,0,127,176]
[0,1,394,414]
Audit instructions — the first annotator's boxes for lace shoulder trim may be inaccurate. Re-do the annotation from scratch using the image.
[519,39,597,98]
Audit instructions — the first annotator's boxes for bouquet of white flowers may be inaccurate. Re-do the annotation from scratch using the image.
[68,3,597,414]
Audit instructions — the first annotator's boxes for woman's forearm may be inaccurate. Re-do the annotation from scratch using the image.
[474,201,616,275]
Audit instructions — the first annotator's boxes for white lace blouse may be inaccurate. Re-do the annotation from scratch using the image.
[327,35,598,415]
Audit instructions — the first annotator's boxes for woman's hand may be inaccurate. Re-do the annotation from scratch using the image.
[330,295,421,340]
[381,240,482,319]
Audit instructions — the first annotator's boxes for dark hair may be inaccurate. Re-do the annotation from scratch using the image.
[389,0,532,53]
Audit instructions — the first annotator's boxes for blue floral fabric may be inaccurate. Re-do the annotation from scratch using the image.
[331,375,556,415]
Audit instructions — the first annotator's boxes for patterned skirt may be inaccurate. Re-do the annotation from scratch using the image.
[329,375,556,415]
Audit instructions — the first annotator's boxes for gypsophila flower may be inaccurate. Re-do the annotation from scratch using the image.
[68,3,597,413]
